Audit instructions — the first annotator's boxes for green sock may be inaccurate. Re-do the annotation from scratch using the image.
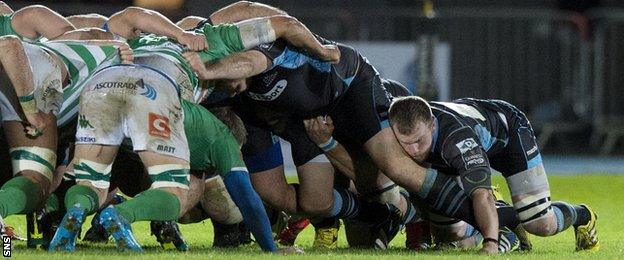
[64,185,100,215]
[115,189,180,223]
[45,193,60,213]
[0,176,42,218]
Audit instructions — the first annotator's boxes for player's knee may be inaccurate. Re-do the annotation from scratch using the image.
[299,196,333,216]
[522,212,557,236]
[10,146,57,183]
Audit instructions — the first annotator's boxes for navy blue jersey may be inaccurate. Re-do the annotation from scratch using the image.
[424,98,536,192]
[245,36,376,118]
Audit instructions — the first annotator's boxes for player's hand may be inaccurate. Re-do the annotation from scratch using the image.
[177,31,207,51]
[276,246,304,254]
[183,51,211,79]
[303,116,334,145]
[320,44,340,64]
[23,111,54,138]
[114,42,134,64]
[479,241,499,254]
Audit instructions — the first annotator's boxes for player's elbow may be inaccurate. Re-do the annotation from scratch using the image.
[109,6,145,25]
[470,187,494,203]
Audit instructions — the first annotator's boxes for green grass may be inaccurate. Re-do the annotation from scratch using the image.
[4,174,624,259]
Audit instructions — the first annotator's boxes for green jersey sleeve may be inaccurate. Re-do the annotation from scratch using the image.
[197,23,245,63]
[0,14,17,37]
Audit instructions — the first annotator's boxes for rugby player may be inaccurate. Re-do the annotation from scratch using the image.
[191,2,417,249]
[49,5,336,253]
[386,96,598,251]
[0,4,75,41]
[0,34,131,242]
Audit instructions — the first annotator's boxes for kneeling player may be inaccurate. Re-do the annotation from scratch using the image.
[388,97,599,252]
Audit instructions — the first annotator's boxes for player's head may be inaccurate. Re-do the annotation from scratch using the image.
[388,96,435,162]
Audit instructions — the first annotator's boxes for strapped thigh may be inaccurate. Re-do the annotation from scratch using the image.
[9,146,56,180]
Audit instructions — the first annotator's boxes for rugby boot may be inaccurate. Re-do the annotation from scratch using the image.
[271,211,290,239]
[84,193,125,244]
[237,222,252,245]
[278,217,310,246]
[574,204,599,251]
[99,206,142,252]
[312,219,339,249]
[83,211,109,243]
[48,205,85,252]
[27,209,62,249]
[498,227,519,253]
[213,221,242,248]
[150,221,188,251]
[372,204,403,250]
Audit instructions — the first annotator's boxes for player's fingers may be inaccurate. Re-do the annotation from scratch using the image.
[326,116,333,125]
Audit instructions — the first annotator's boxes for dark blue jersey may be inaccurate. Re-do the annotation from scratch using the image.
[425,98,529,192]
[245,37,376,118]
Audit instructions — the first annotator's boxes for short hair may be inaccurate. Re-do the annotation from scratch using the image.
[209,107,247,146]
[388,96,433,135]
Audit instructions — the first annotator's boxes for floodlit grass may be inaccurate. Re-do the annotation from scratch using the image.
[4,174,623,259]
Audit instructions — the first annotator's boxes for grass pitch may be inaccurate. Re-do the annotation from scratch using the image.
[4,174,624,259]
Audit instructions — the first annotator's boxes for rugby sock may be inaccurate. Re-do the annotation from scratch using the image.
[330,188,396,223]
[115,189,180,223]
[223,170,277,251]
[65,184,99,215]
[0,176,42,218]
[573,205,591,226]
[329,188,359,219]
[551,201,578,232]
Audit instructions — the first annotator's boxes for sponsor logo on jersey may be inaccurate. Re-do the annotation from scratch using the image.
[456,138,487,170]
[248,79,288,101]
[156,144,176,154]
[77,136,96,143]
[149,113,171,139]
[455,138,479,154]
[140,81,158,100]
[93,79,142,95]
[78,115,94,129]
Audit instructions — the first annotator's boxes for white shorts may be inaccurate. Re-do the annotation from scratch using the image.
[0,42,63,122]
[75,64,189,161]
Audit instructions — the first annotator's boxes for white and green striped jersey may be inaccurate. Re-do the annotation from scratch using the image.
[128,35,200,103]
[35,41,120,127]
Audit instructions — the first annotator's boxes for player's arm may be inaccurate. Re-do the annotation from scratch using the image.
[50,39,133,64]
[66,13,108,29]
[0,1,13,14]
[442,131,499,253]
[210,133,276,252]
[107,6,206,51]
[185,50,270,81]
[176,16,206,30]
[209,1,287,24]
[303,116,357,180]
[236,16,339,62]
[10,5,75,40]
[54,28,114,40]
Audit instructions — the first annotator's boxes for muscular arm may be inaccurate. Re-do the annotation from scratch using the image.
[210,1,287,24]
[11,5,75,40]
[176,16,205,30]
[0,1,13,14]
[107,6,205,51]
[66,14,108,29]
[54,28,114,40]
[185,50,269,80]
[107,6,186,40]
[303,116,357,180]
